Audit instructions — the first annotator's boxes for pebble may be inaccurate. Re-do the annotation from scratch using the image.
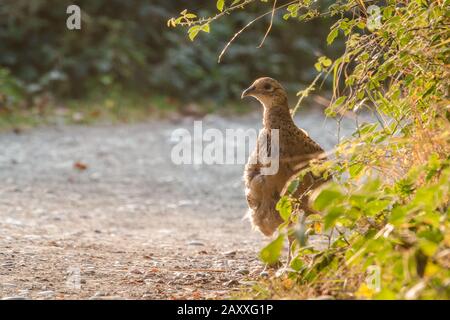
[2,296,27,300]
[129,268,143,275]
[89,172,101,181]
[1,262,14,268]
[89,295,123,300]
[224,279,239,287]
[259,271,270,278]
[84,267,96,275]
[222,250,237,257]
[194,272,207,278]
[93,291,107,297]
[235,269,250,275]
[37,290,54,298]
[187,240,205,246]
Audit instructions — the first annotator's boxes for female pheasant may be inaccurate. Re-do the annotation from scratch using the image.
[242,77,328,239]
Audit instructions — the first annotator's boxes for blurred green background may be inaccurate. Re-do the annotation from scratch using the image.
[0,0,341,116]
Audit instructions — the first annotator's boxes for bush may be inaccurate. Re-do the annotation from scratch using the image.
[173,0,450,299]
[0,67,25,108]
[0,0,339,104]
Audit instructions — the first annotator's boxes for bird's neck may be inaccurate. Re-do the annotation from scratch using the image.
[263,102,294,130]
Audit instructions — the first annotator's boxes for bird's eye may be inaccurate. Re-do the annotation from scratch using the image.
[264,83,272,91]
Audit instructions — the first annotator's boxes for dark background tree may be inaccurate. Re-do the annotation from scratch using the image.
[0,0,339,105]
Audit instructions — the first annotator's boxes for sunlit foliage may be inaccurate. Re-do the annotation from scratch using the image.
[172,0,450,299]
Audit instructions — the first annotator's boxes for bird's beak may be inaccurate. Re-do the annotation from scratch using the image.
[241,85,256,99]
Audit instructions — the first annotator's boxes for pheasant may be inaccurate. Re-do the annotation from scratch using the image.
[242,77,328,256]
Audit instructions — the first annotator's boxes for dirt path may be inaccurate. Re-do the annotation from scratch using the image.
[0,111,354,299]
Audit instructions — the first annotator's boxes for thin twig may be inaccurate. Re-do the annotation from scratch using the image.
[258,0,277,48]
[218,1,296,63]
[167,269,227,273]
[327,227,334,249]
[176,0,256,27]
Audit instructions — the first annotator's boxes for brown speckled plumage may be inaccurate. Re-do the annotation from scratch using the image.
[242,77,328,237]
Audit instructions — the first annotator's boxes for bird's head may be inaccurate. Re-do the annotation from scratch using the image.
[241,77,287,108]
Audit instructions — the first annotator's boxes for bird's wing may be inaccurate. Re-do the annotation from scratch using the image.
[244,148,260,188]
[280,127,326,170]
[298,128,326,155]
[244,129,270,187]
[244,129,275,210]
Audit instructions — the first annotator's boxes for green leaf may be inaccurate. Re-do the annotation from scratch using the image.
[333,95,347,107]
[290,256,304,271]
[287,3,299,18]
[389,206,406,226]
[313,187,343,211]
[314,62,322,72]
[349,163,364,178]
[327,28,339,45]
[323,58,332,67]
[319,56,332,67]
[276,196,292,221]
[364,199,391,216]
[188,25,201,41]
[287,179,300,194]
[357,21,366,29]
[412,185,440,211]
[260,234,285,265]
[324,207,343,230]
[359,52,369,61]
[201,23,210,33]
[188,24,210,41]
[419,239,438,257]
[217,0,225,12]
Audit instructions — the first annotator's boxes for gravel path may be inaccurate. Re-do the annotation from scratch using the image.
[0,110,357,299]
